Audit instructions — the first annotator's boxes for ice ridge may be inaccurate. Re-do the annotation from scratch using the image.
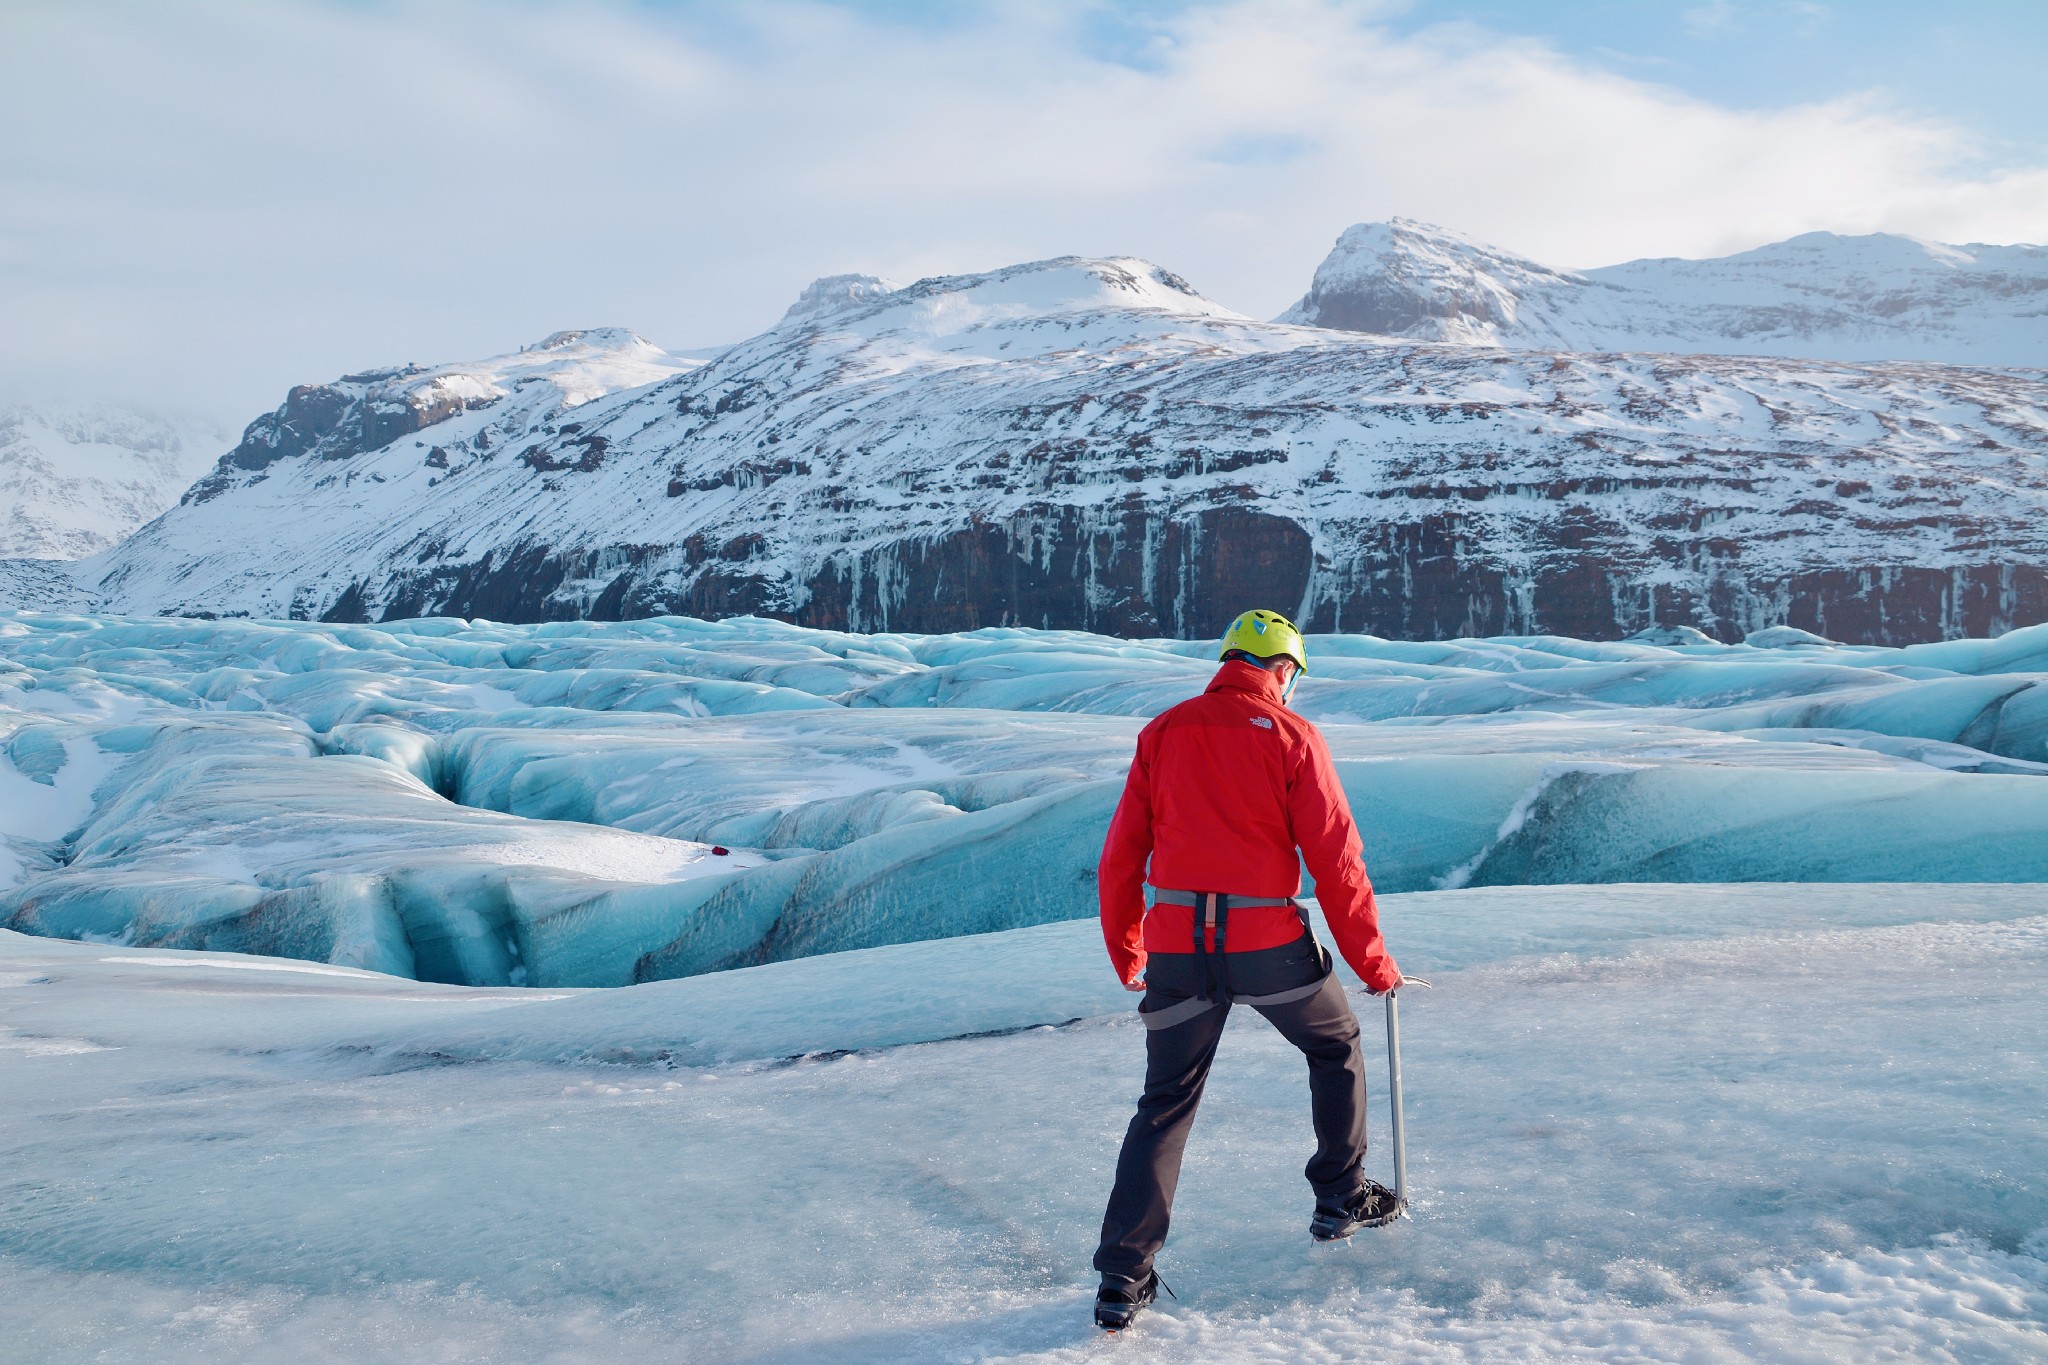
[3,612,2047,987]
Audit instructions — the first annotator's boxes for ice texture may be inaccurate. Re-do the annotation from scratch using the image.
[2,611,2046,985]
[0,883,2042,1362]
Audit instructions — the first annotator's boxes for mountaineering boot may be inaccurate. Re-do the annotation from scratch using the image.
[1093,1271,1160,1331]
[1310,1179,1403,1240]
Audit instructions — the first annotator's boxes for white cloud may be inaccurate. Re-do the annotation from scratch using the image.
[1683,2,1740,35]
[1,0,2041,420]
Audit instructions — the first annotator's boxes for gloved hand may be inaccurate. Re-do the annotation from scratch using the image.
[1362,957,1403,995]
[1121,950,1149,992]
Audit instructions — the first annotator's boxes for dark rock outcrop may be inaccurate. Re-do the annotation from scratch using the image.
[324,513,2048,644]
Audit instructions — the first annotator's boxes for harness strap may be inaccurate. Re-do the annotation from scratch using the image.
[1140,993,1219,1031]
[1208,893,1232,999]
[1152,889,1293,908]
[1138,895,1338,1031]
[1140,976,1328,1031]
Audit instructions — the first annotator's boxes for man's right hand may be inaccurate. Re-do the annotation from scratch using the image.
[1124,976,1146,993]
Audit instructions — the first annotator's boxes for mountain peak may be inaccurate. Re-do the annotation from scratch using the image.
[782,274,902,325]
[181,331,697,496]
[1718,230,1985,271]
[871,256,1239,331]
[1278,221,1584,341]
[529,328,657,354]
[1282,221,2048,364]
[762,257,1243,349]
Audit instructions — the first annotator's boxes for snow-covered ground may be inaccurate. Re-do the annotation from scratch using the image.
[5,613,2048,988]
[2,882,2042,1362]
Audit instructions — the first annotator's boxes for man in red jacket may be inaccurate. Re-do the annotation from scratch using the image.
[1091,608,1404,1330]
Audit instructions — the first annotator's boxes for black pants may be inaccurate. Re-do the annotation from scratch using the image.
[1093,934,1369,1282]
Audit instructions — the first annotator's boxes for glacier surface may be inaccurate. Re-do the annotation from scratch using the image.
[0,882,2042,1362]
[3,611,2046,986]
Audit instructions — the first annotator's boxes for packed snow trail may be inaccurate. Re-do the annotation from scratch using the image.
[0,884,2041,1363]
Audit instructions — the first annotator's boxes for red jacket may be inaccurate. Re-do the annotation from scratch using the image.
[1098,659,1400,993]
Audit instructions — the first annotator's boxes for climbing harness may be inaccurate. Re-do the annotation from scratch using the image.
[1138,890,1335,1031]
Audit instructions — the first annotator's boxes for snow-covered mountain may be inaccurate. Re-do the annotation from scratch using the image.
[1280,219,2048,367]
[67,256,2048,643]
[0,402,231,559]
[182,326,695,495]
[73,327,699,617]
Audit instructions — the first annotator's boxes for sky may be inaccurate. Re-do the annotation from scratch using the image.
[2,0,2044,422]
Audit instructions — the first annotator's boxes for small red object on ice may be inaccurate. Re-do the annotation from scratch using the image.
[711,846,730,856]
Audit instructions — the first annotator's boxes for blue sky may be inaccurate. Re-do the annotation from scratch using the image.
[659,0,2047,160]
[3,0,2043,417]
[1390,1,2047,162]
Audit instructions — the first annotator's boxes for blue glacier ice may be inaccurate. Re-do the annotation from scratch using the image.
[3,611,2046,985]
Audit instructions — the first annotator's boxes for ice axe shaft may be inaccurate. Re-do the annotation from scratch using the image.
[1385,991,1406,1207]
[1384,977,1429,1212]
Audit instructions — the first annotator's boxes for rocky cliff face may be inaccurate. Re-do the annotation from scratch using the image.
[1281,219,2048,369]
[186,328,694,497]
[77,255,2048,644]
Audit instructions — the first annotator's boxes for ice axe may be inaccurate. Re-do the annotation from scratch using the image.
[1384,977,1430,1216]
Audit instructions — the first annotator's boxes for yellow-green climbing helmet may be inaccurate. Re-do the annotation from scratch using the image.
[1219,608,1307,674]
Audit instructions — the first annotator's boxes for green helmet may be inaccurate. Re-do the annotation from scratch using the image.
[1219,609,1307,674]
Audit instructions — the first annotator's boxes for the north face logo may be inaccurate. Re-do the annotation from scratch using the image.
[1249,716,1274,729]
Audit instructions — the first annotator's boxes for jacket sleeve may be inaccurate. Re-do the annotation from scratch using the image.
[1287,726,1401,993]
[1097,726,1156,985]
